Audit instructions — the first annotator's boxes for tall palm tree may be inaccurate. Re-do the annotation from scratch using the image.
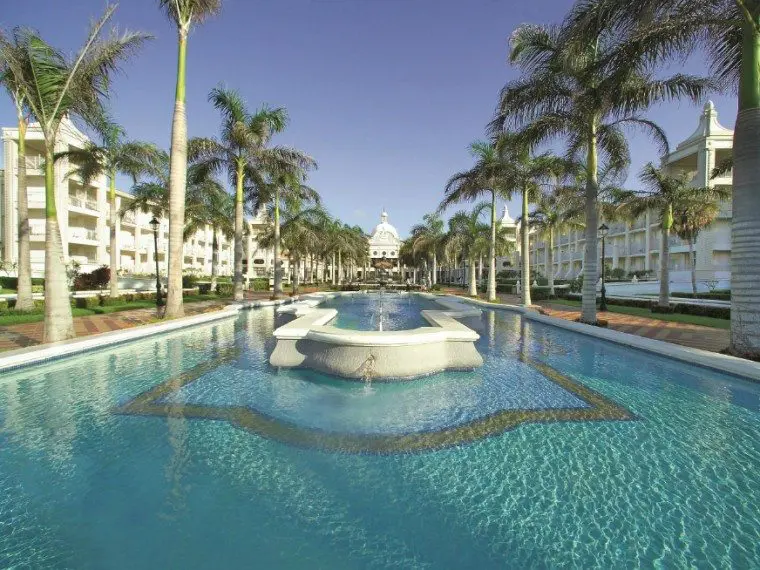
[248,169,319,298]
[0,30,34,310]
[565,0,757,356]
[617,163,729,307]
[494,133,571,305]
[672,192,730,297]
[441,140,510,301]
[57,119,160,297]
[190,88,312,300]
[410,213,445,286]
[159,0,221,318]
[529,187,584,297]
[444,204,491,296]
[491,21,709,322]
[2,9,148,342]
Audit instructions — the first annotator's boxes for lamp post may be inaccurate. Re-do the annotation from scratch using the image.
[598,223,609,312]
[149,217,163,308]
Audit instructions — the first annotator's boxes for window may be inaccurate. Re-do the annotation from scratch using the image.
[382,251,386,256]
[373,251,378,256]
[253,259,265,265]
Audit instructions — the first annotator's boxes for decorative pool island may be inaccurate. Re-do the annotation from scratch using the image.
[270,292,484,379]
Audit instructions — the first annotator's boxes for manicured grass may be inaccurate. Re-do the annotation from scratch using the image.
[545,299,730,329]
[0,294,226,327]
[0,288,15,295]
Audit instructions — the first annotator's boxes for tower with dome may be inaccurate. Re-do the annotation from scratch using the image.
[366,210,402,281]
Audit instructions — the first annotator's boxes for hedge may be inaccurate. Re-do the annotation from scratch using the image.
[0,299,7,310]
[216,283,234,296]
[251,278,269,291]
[182,275,198,288]
[0,277,45,289]
[559,292,730,319]
[198,283,212,294]
[672,291,731,301]
[74,296,100,309]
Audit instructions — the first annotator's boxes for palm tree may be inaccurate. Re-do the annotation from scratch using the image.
[672,193,729,297]
[2,9,148,342]
[57,119,160,297]
[617,164,729,308]
[529,187,584,297]
[564,0,757,356]
[159,0,221,318]
[249,169,319,298]
[0,30,34,310]
[444,204,491,296]
[189,88,313,301]
[441,140,510,301]
[494,133,571,305]
[491,21,709,323]
[410,213,445,286]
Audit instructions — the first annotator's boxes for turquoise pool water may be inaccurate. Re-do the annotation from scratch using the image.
[319,292,441,330]
[1,305,759,568]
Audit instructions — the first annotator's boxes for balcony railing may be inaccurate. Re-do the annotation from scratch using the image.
[69,196,99,212]
[70,227,98,241]
[121,212,136,225]
[631,217,647,230]
[23,155,45,170]
[609,222,627,234]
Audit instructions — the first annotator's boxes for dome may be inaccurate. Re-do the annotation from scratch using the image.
[370,211,400,241]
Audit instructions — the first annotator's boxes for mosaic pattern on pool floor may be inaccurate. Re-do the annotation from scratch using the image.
[114,349,635,454]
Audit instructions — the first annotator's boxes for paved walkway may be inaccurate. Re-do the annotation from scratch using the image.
[0,300,228,353]
[440,287,730,354]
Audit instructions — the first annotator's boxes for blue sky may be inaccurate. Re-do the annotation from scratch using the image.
[1,0,736,237]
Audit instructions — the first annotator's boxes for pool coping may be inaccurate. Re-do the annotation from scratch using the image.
[451,295,760,382]
[0,297,297,374]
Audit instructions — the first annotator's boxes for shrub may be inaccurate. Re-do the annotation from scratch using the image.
[123,293,135,302]
[74,265,110,291]
[198,283,212,294]
[0,277,44,290]
[534,276,548,286]
[31,285,44,293]
[609,267,627,281]
[431,284,442,291]
[182,274,198,289]
[75,296,100,309]
[100,295,126,307]
[216,283,234,297]
[529,288,551,301]
[33,299,44,310]
[651,304,675,314]
[496,270,519,280]
[496,283,515,294]
[627,269,654,280]
[251,278,269,291]
[569,276,583,293]
[673,303,729,319]
[0,299,7,310]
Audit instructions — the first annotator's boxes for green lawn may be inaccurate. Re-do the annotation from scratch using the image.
[545,299,730,330]
[0,288,15,295]
[0,294,226,327]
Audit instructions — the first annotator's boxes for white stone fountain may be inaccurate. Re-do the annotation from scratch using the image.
[270,292,483,380]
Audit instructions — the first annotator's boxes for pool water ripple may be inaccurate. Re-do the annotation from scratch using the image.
[0,305,758,568]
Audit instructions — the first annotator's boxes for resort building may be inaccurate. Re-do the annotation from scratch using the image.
[0,119,284,282]
[528,102,733,286]
[364,210,402,280]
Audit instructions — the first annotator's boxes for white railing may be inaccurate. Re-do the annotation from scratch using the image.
[609,222,627,234]
[122,212,136,225]
[69,196,99,212]
[23,155,45,170]
[69,227,98,241]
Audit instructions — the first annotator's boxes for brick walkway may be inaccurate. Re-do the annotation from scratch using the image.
[0,300,228,353]
[441,287,730,353]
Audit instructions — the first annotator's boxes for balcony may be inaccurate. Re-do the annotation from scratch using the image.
[30,223,46,241]
[69,196,99,214]
[26,187,46,208]
[572,251,583,260]
[121,240,136,251]
[608,222,627,235]
[20,155,45,173]
[69,227,98,244]
[121,212,137,226]
[631,217,647,230]
[69,255,97,266]
[717,204,732,219]
[559,236,569,244]
[628,244,646,255]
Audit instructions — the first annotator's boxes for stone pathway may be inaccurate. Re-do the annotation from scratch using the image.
[0,300,228,353]
[439,287,730,354]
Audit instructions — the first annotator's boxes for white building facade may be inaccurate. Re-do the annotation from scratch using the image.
[528,102,733,287]
[0,119,282,282]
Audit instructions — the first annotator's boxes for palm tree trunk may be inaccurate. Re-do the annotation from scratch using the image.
[293,256,300,295]
[165,29,189,319]
[487,189,497,302]
[338,249,342,284]
[273,188,282,299]
[109,173,119,298]
[15,115,33,311]
[730,17,760,357]
[468,257,477,296]
[548,228,555,297]
[210,228,218,291]
[689,237,697,297]
[331,252,336,285]
[521,188,531,306]
[43,146,74,343]
[432,252,438,286]
[233,164,244,301]
[477,255,483,290]
[581,122,600,323]
[659,207,672,308]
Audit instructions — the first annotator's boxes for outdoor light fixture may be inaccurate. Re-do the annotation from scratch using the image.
[598,223,609,312]
[150,216,163,309]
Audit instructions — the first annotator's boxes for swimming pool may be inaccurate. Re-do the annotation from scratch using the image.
[318,291,442,330]
[1,304,758,568]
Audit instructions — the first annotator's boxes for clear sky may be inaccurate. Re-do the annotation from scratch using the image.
[1,0,736,238]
